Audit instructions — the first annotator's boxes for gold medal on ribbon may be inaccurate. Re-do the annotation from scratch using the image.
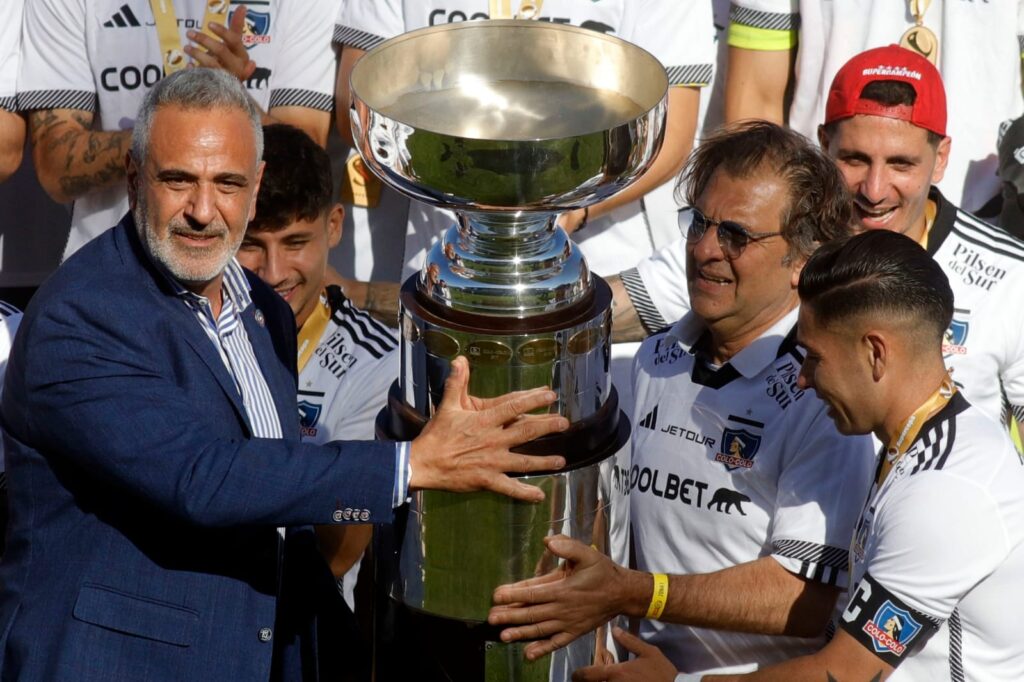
[899,0,939,64]
[150,0,230,75]
[339,154,382,208]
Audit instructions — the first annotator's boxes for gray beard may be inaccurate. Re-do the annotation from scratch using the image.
[133,198,241,288]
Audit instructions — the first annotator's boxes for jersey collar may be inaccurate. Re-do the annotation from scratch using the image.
[665,306,800,379]
[922,186,956,256]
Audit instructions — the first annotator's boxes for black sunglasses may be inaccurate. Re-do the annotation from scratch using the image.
[678,207,783,259]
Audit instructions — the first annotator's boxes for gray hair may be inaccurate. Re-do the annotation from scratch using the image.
[131,67,263,163]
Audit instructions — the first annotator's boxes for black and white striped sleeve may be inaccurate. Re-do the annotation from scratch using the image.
[268,0,336,113]
[17,0,97,113]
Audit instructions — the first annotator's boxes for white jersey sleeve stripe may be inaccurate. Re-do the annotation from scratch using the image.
[665,65,713,87]
[955,211,1024,256]
[728,4,798,31]
[0,96,14,112]
[333,25,384,50]
[16,90,96,112]
[333,315,390,359]
[268,89,332,112]
[340,298,399,347]
[620,267,670,333]
[949,609,965,682]
[950,225,1024,261]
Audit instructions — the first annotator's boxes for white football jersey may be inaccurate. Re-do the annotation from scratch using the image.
[334,0,716,279]
[296,286,397,610]
[926,189,1024,428]
[16,0,337,259]
[631,307,876,674]
[841,394,1024,680]
[624,190,1024,431]
[297,287,398,445]
[727,0,1024,212]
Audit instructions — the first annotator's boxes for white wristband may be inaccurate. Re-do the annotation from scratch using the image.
[675,674,703,682]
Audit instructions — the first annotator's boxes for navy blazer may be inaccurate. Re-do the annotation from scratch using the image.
[0,216,396,681]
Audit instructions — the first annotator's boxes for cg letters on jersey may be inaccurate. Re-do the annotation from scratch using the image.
[426,8,615,34]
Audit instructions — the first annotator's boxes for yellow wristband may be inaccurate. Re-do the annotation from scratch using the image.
[645,573,668,620]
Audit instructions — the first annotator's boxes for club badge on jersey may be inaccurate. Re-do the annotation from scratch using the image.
[150,0,229,74]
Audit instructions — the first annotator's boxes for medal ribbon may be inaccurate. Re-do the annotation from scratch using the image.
[150,0,230,75]
[297,295,331,373]
[909,0,932,25]
[850,373,955,576]
[878,374,956,484]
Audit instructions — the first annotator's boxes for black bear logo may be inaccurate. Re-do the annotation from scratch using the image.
[707,488,751,515]
[246,66,271,90]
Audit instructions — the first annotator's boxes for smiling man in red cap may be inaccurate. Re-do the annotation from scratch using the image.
[816,45,1024,452]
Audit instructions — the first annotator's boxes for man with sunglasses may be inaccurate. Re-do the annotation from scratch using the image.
[488,121,876,676]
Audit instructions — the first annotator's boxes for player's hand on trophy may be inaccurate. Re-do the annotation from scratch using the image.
[572,627,678,682]
[408,356,568,502]
[489,535,637,660]
[184,5,258,83]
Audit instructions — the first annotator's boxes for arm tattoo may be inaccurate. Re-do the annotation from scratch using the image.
[29,109,130,200]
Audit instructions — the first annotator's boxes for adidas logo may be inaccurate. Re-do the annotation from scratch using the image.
[639,405,658,430]
[103,4,142,28]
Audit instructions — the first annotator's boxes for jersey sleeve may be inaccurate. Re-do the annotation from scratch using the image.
[634,0,714,88]
[16,0,96,113]
[333,0,405,51]
[267,0,335,113]
[769,406,876,588]
[727,0,799,52]
[858,473,1009,622]
[0,0,22,111]
[838,473,1010,666]
[624,237,691,331]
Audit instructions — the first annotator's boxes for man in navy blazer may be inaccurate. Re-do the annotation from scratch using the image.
[0,68,568,681]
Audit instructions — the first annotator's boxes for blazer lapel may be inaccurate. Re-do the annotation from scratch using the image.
[112,217,254,435]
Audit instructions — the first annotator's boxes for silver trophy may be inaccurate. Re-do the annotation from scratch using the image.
[351,19,667,680]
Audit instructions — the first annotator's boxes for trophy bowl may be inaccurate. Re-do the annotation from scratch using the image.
[352,19,668,680]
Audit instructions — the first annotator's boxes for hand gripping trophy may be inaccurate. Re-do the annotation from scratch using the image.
[349,20,667,680]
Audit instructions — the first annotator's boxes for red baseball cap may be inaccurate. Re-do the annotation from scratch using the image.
[824,45,947,137]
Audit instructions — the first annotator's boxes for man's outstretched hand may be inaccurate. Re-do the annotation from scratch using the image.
[488,535,643,660]
[408,356,568,502]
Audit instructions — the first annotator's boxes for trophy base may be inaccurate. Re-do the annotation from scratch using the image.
[372,397,630,680]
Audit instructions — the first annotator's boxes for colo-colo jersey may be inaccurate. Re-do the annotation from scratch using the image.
[17,0,337,260]
[334,0,716,279]
[925,189,1024,430]
[726,0,1024,212]
[631,307,875,674]
[841,393,1024,680]
[624,190,1024,432]
[297,286,398,445]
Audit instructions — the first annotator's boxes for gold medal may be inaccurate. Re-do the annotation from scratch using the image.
[339,154,382,208]
[150,0,230,75]
[900,0,938,64]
